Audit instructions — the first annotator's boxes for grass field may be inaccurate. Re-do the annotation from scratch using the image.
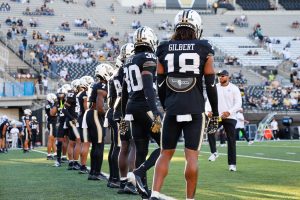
[0,140,300,200]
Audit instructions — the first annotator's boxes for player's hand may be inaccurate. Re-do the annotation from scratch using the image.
[207,111,213,118]
[151,112,162,134]
[207,116,221,134]
[221,111,230,119]
[119,119,128,135]
[71,119,77,125]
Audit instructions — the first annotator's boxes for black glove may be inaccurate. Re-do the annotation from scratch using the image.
[207,116,221,134]
[119,118,128,135]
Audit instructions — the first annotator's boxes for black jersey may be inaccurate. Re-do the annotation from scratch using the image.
[156,39,214,115]
[22,115,31,129]
[57,99,66,123]
[123,52,157,103]
[45,102,57,123]
[77,90,88,117]
[89,82,107,104]
[113,67,124,97]
[30,121,39,131]
[108,79,117,108]
[0,120,9,132]
[64,90,77,119]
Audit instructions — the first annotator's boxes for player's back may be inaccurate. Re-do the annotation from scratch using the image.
[157,39,214,115]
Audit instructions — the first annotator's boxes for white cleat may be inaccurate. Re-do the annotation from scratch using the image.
[208,152,219,162]
[248,141,254,145]
[229,165,237,172]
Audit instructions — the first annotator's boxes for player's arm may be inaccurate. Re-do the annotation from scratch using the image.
[63,102,75,120]
[121,79,128,118]
[50,104,57,116]
[142,61,160,116]
[83,96,88,111]
[204,56,219,117]
[96,89,107,115]
[157,60,166,110]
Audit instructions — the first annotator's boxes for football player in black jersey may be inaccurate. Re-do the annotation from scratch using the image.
[122,26,161,199]
[0,116,9,153]
[22,109,32,153]
[150,10,219,200]
[105,68,121,188]
[114,45,138,195]
[83,63,114,181]
[63,79,81,170]
[54,85,69,167]
[30,116,39,149]
[77,76,94,174]
[45,93,58,160]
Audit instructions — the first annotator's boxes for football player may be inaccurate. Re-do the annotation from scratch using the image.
[77,76,94,174]
[83,63,114,181]
[45,93,58,160]
[63,79,81,170]
[22,109,32,153]
[105,68,121,188]
[0,115,9,153]
[122,26,161,199]
[30,116,39,149]
[54,85,69,167]
[150,10,219,200]
[113,46,138,195]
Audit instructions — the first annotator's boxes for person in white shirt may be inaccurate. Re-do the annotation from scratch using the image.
[270,118,279,140]
[10,123,19,149]
[235,108,253,145]
[206,70,242,172]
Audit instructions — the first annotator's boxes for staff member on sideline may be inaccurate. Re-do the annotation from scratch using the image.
[206,70,242,172]
[235,108,253,145]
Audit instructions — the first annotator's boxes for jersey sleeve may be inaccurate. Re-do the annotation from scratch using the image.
[140,52,157,74]
[156,41,168,63]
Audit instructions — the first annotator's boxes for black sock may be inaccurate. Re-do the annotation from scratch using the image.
[90,144,95,175]
[56,141,62,162]
[135,148,160,178]
[108,142,114,179]
[94,143,104,174]
[112,146,120,180]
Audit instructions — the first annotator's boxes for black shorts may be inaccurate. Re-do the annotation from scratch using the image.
[126,103,160,144]
[66,120,80,141]
[47,122,57,137]
[162,113,205,151]
[22,128,30,141]
[83,109,105,144]
[57,122,69,138]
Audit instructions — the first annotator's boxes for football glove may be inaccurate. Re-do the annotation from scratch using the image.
[119,118,128,135]
[71,119,77,125]
[151,115,162,134]
[207,116,221,134]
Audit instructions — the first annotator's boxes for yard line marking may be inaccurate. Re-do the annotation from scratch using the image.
[286,152,296,155]
[255,153,264,155]
[32,149,178,199]
[148,147,300,163]
[236,145,300,148]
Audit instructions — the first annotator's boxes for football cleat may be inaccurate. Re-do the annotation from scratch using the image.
[124,182,139,195]
[208,152,219,162]
[67,161,74,170]
[107,181,120,188]
[94,173,108,181]
[78,166,89,174]
[53,161,61,167]
[72,161,81,170]
[229,165,237,172]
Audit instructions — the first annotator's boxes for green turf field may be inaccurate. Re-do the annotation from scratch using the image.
[0,141,300,200]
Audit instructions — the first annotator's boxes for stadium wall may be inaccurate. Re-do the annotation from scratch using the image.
[0,108,19,120]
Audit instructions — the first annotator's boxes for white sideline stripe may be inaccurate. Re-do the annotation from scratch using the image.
[32,149,177,199]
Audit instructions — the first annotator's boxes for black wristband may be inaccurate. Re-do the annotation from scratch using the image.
[142,74,158,113]
[157,74,166,110]
[205,74,219,116]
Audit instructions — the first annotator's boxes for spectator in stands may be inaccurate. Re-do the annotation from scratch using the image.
[246,50,253,55]
[253,50,259,55]
[225,24,234,33]
[22,37,27,50]
[132,20,137,29]
[29,50,37,64]
[110,3,114,12]
[86,0,95,7]
[111,16,115,25]
[6,29,12,40]
[292,21,300,29]
[213,2,218,14]
[42,76,48,94]
[5,17,12,26]
[282,48,291,60]
[19,43,24,59]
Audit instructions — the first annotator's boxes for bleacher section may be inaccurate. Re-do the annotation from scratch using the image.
[279,0,300,10]
[207,37,282,67]
[57,61,98,80]
[269,37,300,60]
[236,0,271,10]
